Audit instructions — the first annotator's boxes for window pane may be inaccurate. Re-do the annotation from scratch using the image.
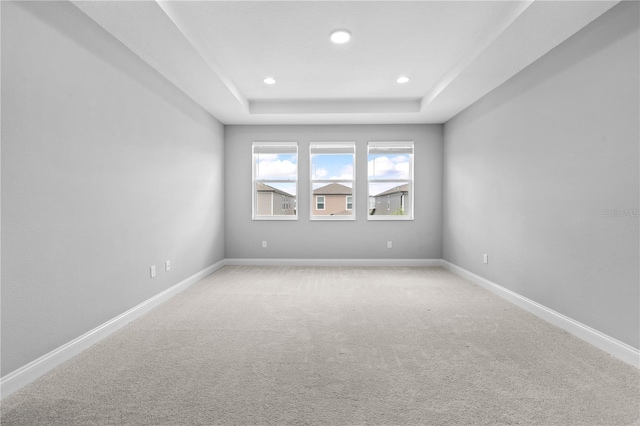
[368,153,410,180]
[368,182,410,216]
[253,142,297,220]
[310,142,356,220]
[256,153,297,181]
[312,182,353,217]
[255,182,297,216]
[311,153,354,180]
[367,141,413,220]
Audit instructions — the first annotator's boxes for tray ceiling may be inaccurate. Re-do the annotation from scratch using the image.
[72,1,618,125]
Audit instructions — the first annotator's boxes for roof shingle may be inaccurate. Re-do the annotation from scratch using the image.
[313,183,352,195]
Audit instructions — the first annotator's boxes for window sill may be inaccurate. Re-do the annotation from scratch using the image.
[252,215,298,221]
[367,215,413,221]
[310,216,356,221]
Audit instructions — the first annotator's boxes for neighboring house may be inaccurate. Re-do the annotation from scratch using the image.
[312,183,353,216]
[369,184,409,215]
[256,183,296,216]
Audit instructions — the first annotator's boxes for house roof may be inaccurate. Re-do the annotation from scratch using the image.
[374,184,409,197]
[331,210,353,216]
[256,182,295,198]
[313,183,352,195]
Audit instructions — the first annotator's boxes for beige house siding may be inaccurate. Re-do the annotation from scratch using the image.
[273,194,295,215]
[257,192,273,215]
[312,183,353,216]
[255,183,296,216]
[313,194,352,216]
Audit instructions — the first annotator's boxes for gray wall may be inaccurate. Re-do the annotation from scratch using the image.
[443,2,639,348]
[225,125,443,260]
[1,1,225,375]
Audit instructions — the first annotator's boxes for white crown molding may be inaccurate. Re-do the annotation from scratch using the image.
[71,1,620,124]
[422,0,534,108]
[250,99,422,115]
[154,0,249,112]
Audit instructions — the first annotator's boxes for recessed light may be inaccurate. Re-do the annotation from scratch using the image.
[397,76,410,84]
[330,30,351,44]
[263,77,276,85]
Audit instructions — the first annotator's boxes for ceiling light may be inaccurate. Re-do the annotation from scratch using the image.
[397,76,410,84]
[263,77,276,85]
[330,30,351,44]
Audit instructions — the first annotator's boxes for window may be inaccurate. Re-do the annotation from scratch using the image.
[367,141,414,220]
[310,142,355,220]
[281,195,293,211]
[252,142,298,220]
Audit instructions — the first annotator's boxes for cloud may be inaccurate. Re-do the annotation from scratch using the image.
[391,155,408,163]
[257,158,297,179]
[313,168,328,179]
[368,155,409,179]
[331,164,353,180]
[257,153,280,161]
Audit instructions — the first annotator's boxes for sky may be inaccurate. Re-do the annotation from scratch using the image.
[311,154,354,180]
[256,153,410,197]
[255,153,298,195]
[368,153,410,196]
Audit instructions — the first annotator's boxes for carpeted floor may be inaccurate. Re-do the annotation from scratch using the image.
[1,266,639,425]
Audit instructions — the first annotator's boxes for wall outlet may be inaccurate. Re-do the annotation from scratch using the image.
[387,241,393,249]
[483,254,488,264]
[150,265,156,278]
[262,241,267,248]
[165,260,171,272]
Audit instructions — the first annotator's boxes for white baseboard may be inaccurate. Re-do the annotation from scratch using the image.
[0,260,225,400]
[224,258,442,267]
[3,258,636,400]
[441,260,640,369]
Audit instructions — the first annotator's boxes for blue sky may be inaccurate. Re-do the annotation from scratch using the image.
[256,154,297,180]
[256,152,410,197]
[368,154,410,196]
[368,154,410,180]
[311,154,354,180]
[256,153,298,195]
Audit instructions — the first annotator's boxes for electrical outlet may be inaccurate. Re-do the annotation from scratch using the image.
[165,260,171,272]
[262,241,267,248]
[150,265,156,278]
[387,241,393,249]
[483,254,488,264]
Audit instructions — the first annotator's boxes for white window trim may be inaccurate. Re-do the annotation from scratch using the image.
[346,195,353,211]
[310,141,356,221]
[252,142,298,221]
[316,195,325,210]
[367,141,414,221]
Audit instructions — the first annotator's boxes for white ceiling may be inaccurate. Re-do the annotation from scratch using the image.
[71,0,618,125]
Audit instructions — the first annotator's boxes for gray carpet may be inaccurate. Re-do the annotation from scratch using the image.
[1,266,638,425]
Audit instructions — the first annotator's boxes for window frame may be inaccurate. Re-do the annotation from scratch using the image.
[367,141,414,221]
[310,142,356,221]
[252,142,298,221]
